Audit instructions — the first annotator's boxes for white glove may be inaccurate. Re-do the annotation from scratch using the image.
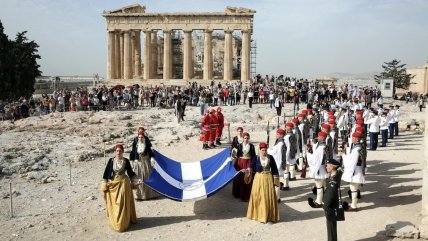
[150,157,156,167]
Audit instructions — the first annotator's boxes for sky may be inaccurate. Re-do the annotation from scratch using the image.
[0,0,427,79]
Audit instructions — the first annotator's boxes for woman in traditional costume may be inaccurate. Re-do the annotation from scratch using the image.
[129,129,160,200]
[247,142,280,223]
[101,144,141,232]
[232,132,256,201]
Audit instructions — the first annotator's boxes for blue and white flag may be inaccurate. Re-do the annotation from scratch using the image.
[145,147,238,202]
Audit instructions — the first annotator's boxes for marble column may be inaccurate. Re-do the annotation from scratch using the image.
[203,30,213,80]
[120,32,124,79]
[130,32,135,78]
[241,30,250,81]
[107,30,116,80]
[114,31,121,79]
[123,30,132,79]
[143,30,151,80]
[163,30,172,80]
[223,30,233,81]
[133,30,142,77]
[151,31,158,78]
[183,30,193,80]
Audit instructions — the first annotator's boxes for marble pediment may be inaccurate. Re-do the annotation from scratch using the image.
[108,4,146,14]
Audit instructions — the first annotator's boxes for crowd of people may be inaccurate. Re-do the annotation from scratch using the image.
[2,75,427,122]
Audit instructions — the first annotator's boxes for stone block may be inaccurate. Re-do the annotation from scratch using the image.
[385,221,419,239]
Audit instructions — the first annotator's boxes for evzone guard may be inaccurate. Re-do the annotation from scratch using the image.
[267,128,287,202]
[341,132,366,212]
[282,122,298,191]
[307,131,330,208]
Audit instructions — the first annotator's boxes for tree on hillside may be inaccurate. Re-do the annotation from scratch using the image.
[0,20,14,100]
[374,59,414,95]
[11,31,41,98]
[0,20,41,100]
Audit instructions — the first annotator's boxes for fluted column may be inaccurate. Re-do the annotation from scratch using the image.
[203,30,213,80]
[114,31,121,79]
[151,31,158,78]
[223,30,233,81]
[120,32,124,79]
[143,30,151,80]
[241,30,250,81]
[107,31,116,79]
[163,30,172,80]
[133,30,141,77]
[123,31,132,79]
[183,30,193,80]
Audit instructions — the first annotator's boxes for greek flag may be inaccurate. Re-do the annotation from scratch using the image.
[145,147,238,202]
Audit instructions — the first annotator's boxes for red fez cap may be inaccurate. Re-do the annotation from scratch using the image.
[138,126,145,131]
[115,144,124,151]
[302,109,308,114]
[322,123,331,130]
[328,111,335,115]
[355,126,364,132]
[292,118,299,124]
[236,127,243,131]
[356,119,364,125]
[298,113,305,118]
[243,132,250,138]
[328,119,336,125]
[217,106,222,112]
[352,132,362,138]
[210,109,215,113]
[138,130,144,136]
[276,129,285,135]
[286,122,294,128]
[259,142,268,149]
[318,131,328,138]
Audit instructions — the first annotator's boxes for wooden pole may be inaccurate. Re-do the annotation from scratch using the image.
[227,125,231,143]
[9,182,13,218]
[104,142,106,165]
[69,159,72,186]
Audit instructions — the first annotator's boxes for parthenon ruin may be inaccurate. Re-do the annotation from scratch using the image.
[102,5,255,83]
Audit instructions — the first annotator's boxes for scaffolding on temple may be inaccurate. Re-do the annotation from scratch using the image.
[250,39,257,81]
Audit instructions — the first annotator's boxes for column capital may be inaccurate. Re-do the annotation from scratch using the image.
[204,29,213,34]
[163,29,173,34]
[241,29,251,33]
[224,29,234,34]
[183,30,193,34]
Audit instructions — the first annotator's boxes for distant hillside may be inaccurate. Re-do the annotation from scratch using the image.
[326,72,380,80]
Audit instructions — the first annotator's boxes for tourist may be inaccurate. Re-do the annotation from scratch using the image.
[101,143,141,232]
[232,132,256,201]
[246,142,280,223]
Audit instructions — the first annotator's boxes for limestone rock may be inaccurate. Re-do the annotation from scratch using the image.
[385,221,419,239]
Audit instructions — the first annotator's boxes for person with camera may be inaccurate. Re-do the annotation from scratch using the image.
[323,158,343,241]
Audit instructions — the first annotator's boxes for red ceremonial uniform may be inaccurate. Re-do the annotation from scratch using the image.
[209,113,219,145]
[215,112,224,141]
[201,114,211,143]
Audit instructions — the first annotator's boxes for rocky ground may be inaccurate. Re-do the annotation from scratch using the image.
[0,100,425,241]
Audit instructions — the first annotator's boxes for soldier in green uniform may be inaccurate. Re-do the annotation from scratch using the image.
[323,159,343,241]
